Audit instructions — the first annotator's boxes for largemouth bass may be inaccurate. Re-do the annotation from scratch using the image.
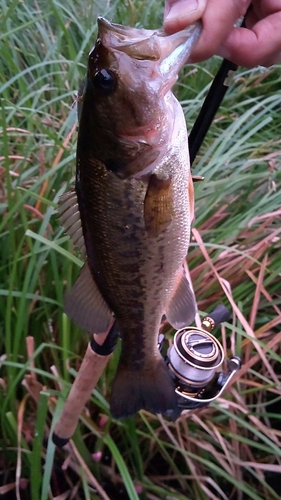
[58,17,201,419]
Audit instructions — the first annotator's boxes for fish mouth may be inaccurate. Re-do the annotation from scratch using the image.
[97,17,156,44]
[97,17,202,86]
[157,24,201,81]
[97,17,162,61]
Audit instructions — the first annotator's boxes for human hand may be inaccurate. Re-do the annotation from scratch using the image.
[164,0,281,68]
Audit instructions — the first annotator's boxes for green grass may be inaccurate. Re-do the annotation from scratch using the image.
[1,0,281,499]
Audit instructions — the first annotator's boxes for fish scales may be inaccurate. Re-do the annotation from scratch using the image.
[59,17,201,419]
[78,126,188,359]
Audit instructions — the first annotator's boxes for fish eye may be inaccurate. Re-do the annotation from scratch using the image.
[93,69,116,94]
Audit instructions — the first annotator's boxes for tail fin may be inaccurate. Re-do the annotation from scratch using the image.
[110,357,177,419]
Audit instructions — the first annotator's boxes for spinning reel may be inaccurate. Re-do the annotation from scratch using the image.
[53,305,241,446]
[159,304,241,413]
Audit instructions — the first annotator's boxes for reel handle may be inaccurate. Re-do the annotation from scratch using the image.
[202,304,230,332]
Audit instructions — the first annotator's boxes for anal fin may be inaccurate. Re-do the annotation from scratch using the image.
[165,266,197,329]
[64,262,113,334]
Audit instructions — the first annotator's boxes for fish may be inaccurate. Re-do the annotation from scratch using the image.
[58,17,201,419]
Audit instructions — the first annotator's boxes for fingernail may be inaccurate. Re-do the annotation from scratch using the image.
[165,0,199,23]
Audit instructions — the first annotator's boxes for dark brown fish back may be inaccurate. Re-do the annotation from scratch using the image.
[76,151,189,335]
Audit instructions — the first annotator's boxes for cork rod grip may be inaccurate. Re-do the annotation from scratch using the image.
[53,342,111,447]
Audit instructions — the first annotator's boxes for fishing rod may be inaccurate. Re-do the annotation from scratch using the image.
[188,58,239,166]
[53,54,243,447]
[53,304,241,447]
[189,16,246,165]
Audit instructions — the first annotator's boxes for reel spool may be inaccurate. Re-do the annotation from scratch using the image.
[169,327,224,390]
[164,305,241,412]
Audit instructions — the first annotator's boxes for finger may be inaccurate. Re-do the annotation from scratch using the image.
[188,0,251,62]
[217,12,281,67]
[164,0,207,34]
[252,0,281,19]
[245,0,281,29]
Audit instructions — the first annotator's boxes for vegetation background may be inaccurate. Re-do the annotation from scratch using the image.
[1,0,281,499]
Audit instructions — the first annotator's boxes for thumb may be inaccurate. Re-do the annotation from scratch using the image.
[164,0,206,34]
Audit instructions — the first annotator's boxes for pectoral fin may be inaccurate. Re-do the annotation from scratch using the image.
[64,262,113,334]
[166,267,197,329]
[188,174,195,223]
[57,190,85,255]
[144,173,174,238]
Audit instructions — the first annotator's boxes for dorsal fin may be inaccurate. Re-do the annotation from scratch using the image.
[77,78,86,122]
[57,190,85,255]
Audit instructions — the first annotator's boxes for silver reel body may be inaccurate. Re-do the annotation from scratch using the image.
[161,305,241,413]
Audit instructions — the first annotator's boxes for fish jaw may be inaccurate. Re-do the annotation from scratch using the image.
[158,24,202,91]
[81,18,201,179]
[96,16,201,94]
